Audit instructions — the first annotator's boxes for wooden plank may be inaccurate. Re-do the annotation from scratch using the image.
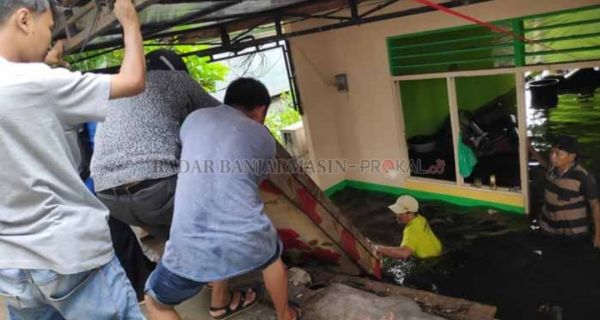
[63,0,160,54]
[267,142,382,278]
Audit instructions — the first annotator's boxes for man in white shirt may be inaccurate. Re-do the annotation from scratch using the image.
[0,0,147,318]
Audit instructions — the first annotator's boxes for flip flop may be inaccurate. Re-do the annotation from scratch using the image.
[209,288,262,320]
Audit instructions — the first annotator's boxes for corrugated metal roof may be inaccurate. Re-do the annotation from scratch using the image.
[54,0,329,52]
[54,0,491,55]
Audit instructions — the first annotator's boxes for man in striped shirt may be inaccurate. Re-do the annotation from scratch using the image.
[529,135,600,247]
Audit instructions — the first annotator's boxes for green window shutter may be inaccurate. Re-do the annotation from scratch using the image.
[387,5,600,76]
[523,6,600,65]
[388,21,516,76]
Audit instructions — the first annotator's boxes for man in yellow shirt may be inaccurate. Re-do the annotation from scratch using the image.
[370,195,442,259]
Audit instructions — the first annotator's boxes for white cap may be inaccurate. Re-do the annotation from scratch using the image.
[388,195,419,215]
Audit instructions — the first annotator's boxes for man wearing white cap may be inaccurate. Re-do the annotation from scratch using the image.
[370,195,442,259]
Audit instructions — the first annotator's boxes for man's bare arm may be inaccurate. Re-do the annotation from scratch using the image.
[528,139,548,169]
[44,40,69,67]
[109,0,145,99]
[375,244,413,260]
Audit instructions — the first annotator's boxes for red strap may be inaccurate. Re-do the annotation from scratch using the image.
[412,0,529,42]
[412,0,579,60]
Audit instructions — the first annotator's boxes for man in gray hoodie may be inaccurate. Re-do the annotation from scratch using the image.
[91,49,220,240]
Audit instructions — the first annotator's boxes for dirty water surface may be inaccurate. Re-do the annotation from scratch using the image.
[333,187,600,320]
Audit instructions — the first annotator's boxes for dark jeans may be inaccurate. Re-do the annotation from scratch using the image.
[108,217,155,301]
[98,176,177,240]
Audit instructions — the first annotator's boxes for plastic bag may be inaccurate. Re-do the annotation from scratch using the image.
[458,134,478,177]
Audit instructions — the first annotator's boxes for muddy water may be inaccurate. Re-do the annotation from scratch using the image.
[332,188,600,320]
[330,84,600,318]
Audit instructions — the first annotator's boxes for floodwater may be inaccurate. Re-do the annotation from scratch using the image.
[528,85,600,217]
[333,187,600,319]
[332,84,600,319]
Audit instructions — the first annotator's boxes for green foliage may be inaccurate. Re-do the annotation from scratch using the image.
[66,42,228,93]
[67,48,124,71]
[265,92,302,143]
[176,45,228,93]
